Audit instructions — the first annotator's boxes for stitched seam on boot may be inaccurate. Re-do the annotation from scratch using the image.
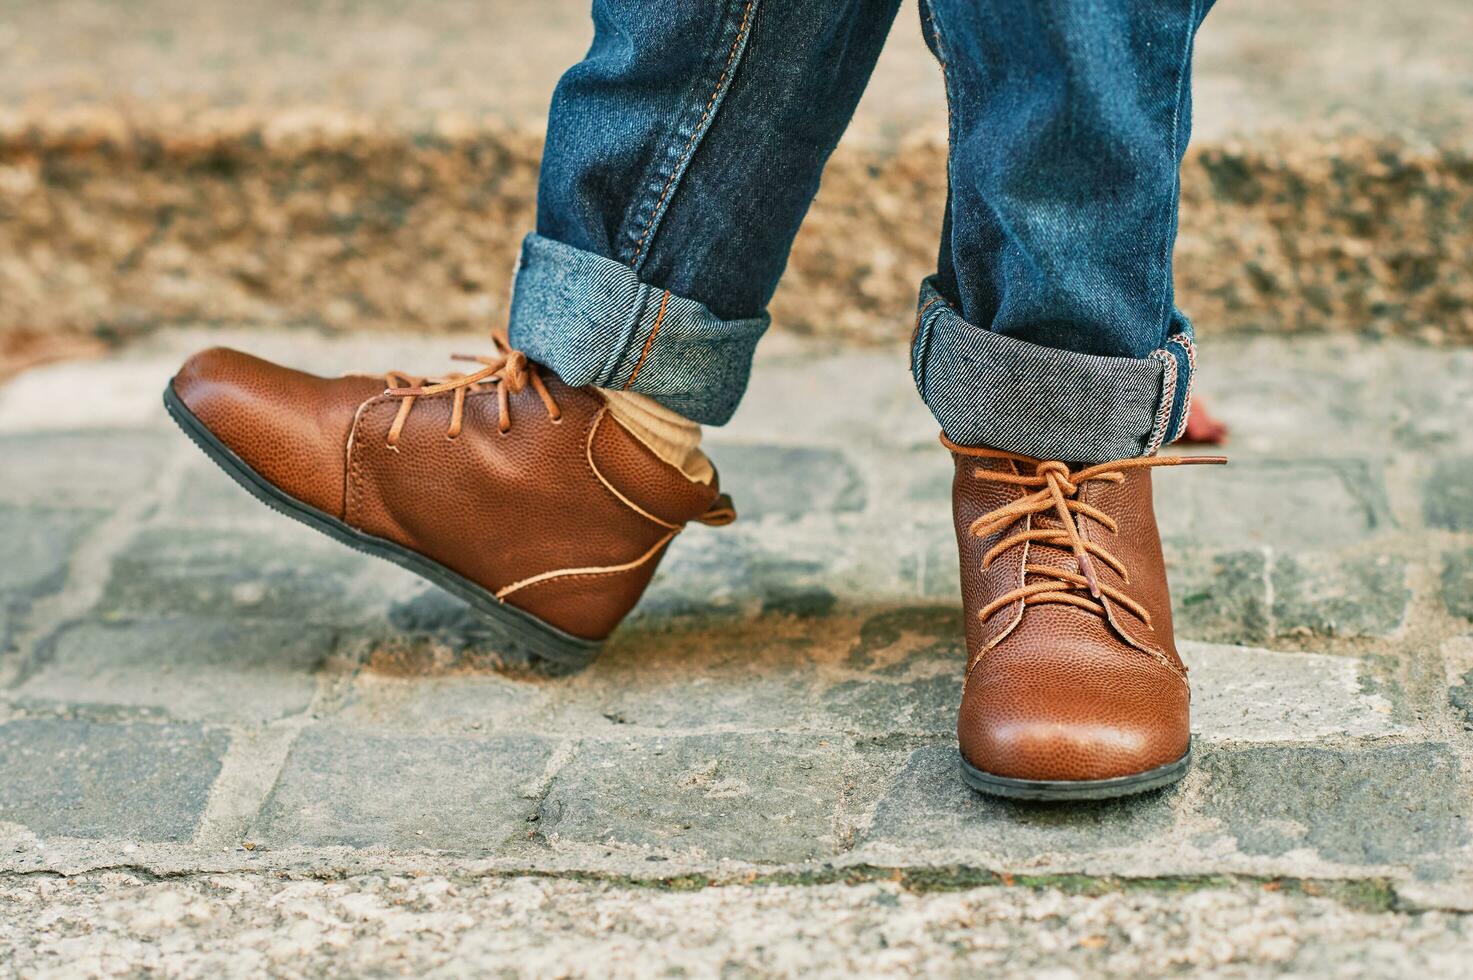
[585,408,683,530]
[1079,480,1187,679]
[343,395,387,526]
[495,530,678,599]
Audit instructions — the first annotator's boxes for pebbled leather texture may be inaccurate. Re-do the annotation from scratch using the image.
[951,451,1190,782]
[171,347,724,641]
[172,348,384,517]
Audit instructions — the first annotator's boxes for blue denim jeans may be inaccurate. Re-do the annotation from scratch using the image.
[510,0,1215,461]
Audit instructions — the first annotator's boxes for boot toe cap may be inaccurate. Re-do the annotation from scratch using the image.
[958,645,1190,783]
[171,347,376,517]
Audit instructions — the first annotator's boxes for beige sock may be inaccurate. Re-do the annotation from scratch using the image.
[600,389,714,485]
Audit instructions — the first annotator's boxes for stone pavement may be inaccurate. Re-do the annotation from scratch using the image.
[2,328,1473,975]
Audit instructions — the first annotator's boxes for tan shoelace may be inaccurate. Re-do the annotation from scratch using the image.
[941,435,1226,624]
[382,339,561,447]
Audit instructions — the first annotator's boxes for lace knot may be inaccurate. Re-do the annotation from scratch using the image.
[381,337,560,447]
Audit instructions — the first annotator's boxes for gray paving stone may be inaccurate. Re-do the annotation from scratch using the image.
[1423,457,1473,531]
[1155,459,1392,550]
[865,744,1176,858]
[1168,550,1271,644]
[1271,552,1411,638]
[1195,743,1468,866]
[168,460,281,523]
[539,733,859,863]
[1389,350,1473,450]
[918,531,964,599]
[1182,642,1402,742]
[252,728,556,852]
[0,431,172,509]
[843,607,964,674]
[0,505,103,597]
[704,445,865,519]
[333,671,551,733]
[1444,548,1473,620]
[353,586,586,673]
[898,451,956,507]
[818,674,957,736]
[0,718,227,842]
[570,608,960,737]
[567,648,821,735]
[0,505,104,654]
[640,527,901,622]
[17,619,327,723]
[1449,669,1473,729]
[820,607,963,734]
[98,526,371,624]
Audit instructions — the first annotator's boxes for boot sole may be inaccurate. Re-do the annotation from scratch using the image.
[959,743,1192,802]
[163,383,603,669]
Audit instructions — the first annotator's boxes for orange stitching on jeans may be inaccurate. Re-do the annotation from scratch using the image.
[623,289,672,389]
[629,0,755,266]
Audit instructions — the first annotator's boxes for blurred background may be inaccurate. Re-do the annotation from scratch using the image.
[1,0,1470,370]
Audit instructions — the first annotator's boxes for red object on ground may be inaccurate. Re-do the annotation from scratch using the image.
[1180,398,1229,445]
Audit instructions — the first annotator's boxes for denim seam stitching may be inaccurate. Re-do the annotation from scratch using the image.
[1154,0,1199,331]
[600,284,653,388]
[1145,349,1179,457]
[622,289,673,389]
[921,0,959,217]
[627,0,757,269]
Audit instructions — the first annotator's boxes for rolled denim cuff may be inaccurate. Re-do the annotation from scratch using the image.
[910,278,1195,462]
[508,234,769,425]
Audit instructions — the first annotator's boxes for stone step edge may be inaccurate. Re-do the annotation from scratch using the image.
[2,111,1470,345]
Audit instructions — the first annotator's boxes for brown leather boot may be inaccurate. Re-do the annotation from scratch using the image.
[163,341,734,666]
[945,435,1224,801]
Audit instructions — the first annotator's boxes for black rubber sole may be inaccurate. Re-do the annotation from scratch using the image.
[163,383,602,668]
[959,743,1193,802]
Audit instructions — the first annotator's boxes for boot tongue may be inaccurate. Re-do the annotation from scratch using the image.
[1025,511,1089,584]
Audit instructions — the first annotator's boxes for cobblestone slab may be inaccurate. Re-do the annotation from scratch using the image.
[704,445,868,519]
[0,431,172,505]
[1154,460,1393,551]
[1181,643,1401,742]
[15,619,327,724]
[251,728,557,853]
[0,505,104,598]
[1270,553,1411,639]
[1445,550,1473,622]
[0,719,227,842]
[864,742,1468,872]
[1426,458,1473,532]
[97,525,375,626]
[538,733,875,864]
[0,505,104,653]
[1193,743,1468,868]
